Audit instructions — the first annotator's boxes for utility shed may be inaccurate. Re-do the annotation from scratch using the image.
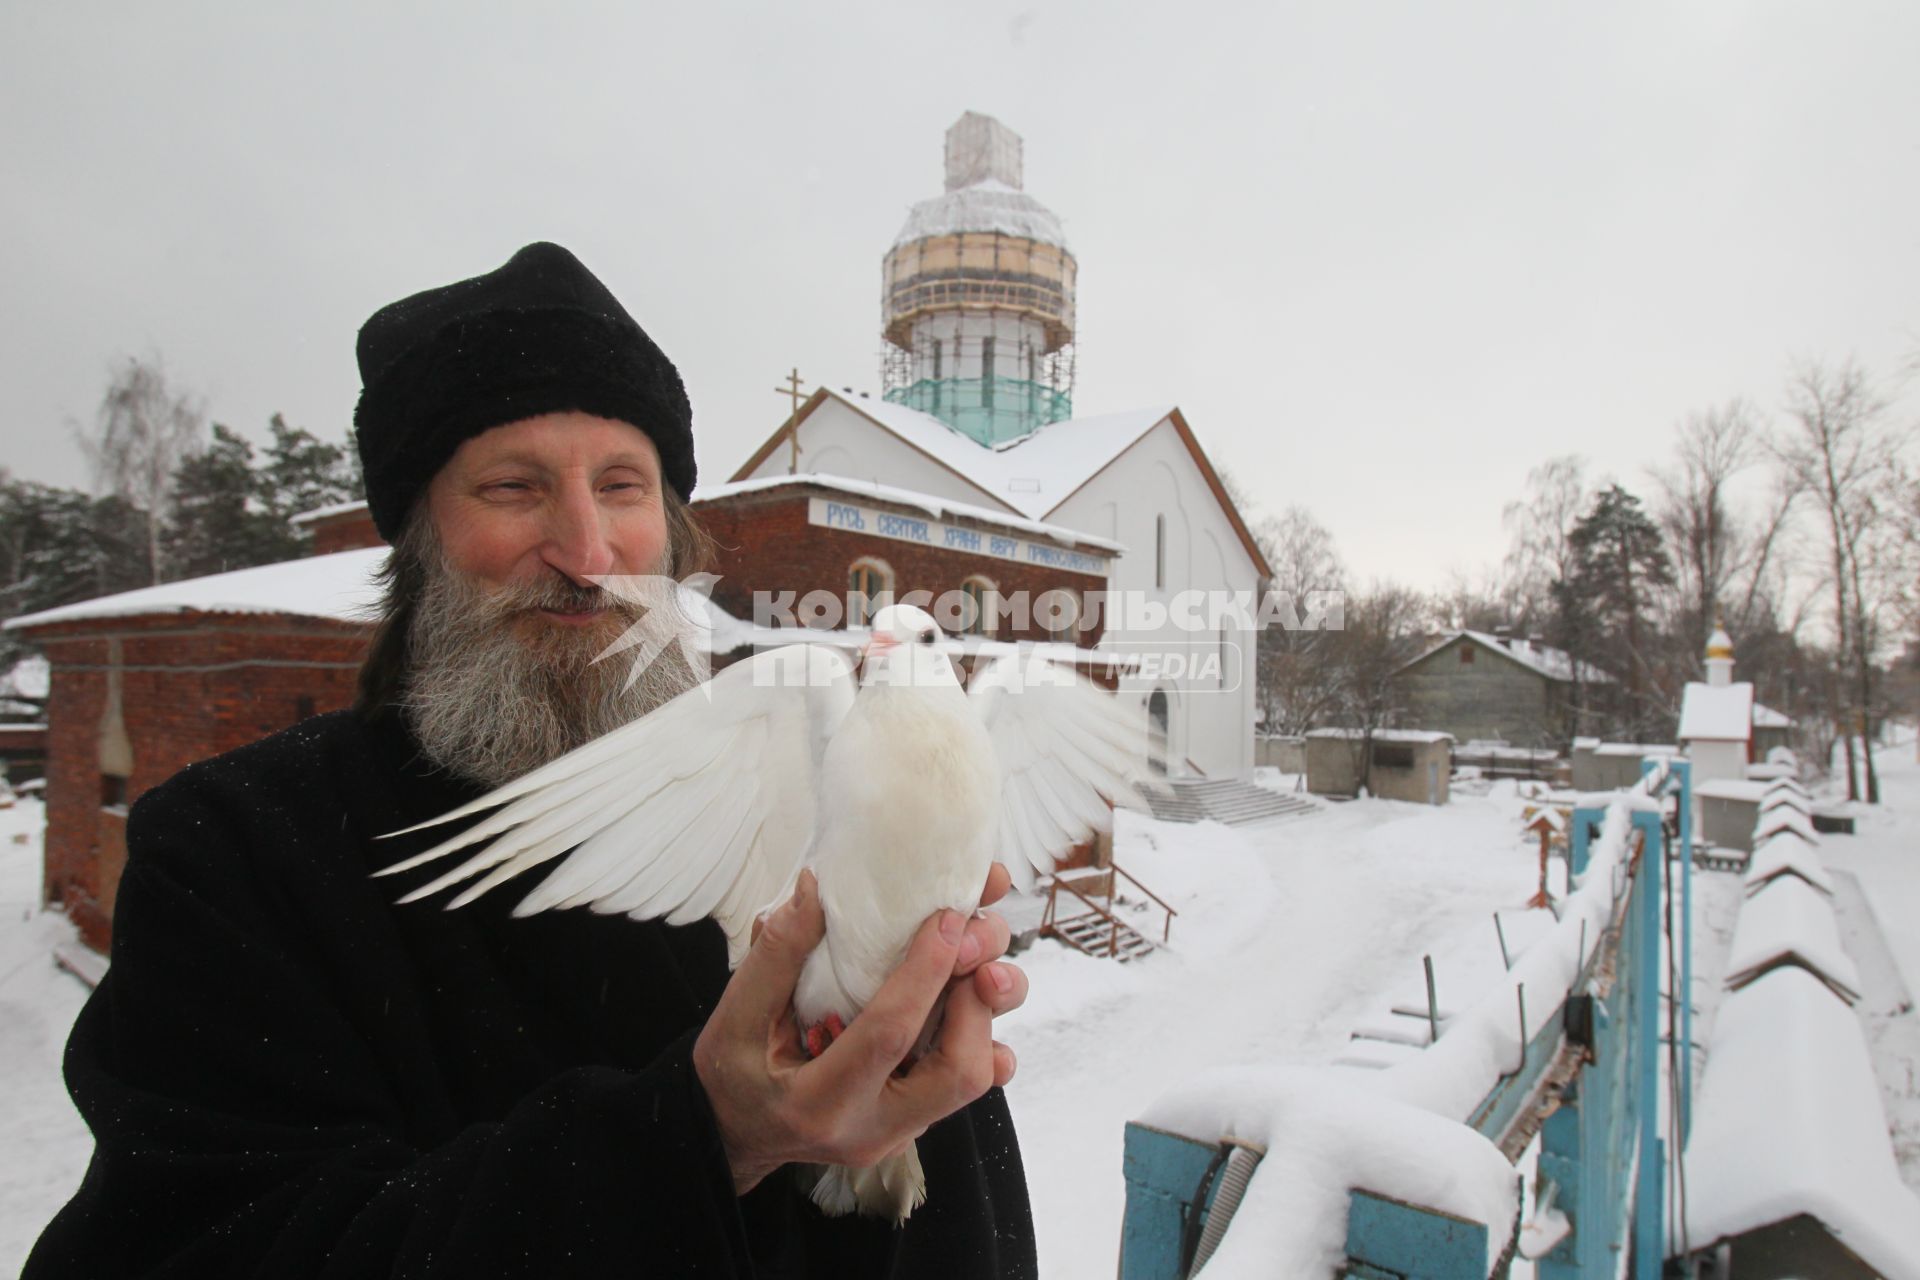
[1569,740,1674,792]
[1303,729,1452,805]
[1391,631,1607,749]
[1695,778,1768,855]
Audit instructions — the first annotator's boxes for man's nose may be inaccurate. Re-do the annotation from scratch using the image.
[539,484,615,585]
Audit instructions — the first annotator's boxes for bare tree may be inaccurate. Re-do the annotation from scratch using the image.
[1772,359,1911,802]
[1501,455,1589,634]
[77,355,206,584]
[1324,581,1427,793]
[1251,505,1347,735]
[1645,401,1800,720]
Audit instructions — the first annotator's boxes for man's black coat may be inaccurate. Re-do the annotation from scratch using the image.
[24,710,1037,1277]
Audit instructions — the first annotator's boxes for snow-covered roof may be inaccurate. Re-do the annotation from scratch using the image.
[1759,788,1812,815]
[1304,728,1454,744]
[1723,876,1861,1003]
[690,472,1127,553]
[1400,630,1608,684]
[892,179,1068,247]
[799,390,1175,523]
[289,497,370,526]
[1693,779,1769,803]
[4,547,388,631]
[1678,681,1753,741]
[1593,742,1676,759]
[1744,837,1834,897]
[0,655,49,700]
[1751,701,1792,729]
[1754,808,1818,845]
[1684,967,1920,1275]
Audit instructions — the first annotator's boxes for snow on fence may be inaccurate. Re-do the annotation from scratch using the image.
[1677,793,1920,1276]
[1119,759,1691,1279]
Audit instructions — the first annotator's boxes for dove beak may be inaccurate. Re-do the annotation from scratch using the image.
[856,631,898,679]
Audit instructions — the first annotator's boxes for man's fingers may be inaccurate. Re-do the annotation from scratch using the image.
[973,960,1027,1016]
[728,870,825,1031]
[955,909,1009,976]
[980,862,1012,908]
[878,973,997,1131]
[832,908,965,1084]
[992,1041,1017,1088]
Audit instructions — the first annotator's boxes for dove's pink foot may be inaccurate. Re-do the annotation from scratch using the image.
[802,1012,846,1059]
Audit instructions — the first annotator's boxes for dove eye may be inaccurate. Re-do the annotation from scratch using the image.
[919,632,936,645]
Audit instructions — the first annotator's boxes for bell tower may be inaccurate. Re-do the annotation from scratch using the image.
[880,113,1077,445]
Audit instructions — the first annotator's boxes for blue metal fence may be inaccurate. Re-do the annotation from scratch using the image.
[1120,759,1692,1278]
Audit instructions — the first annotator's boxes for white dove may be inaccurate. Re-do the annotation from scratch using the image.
[375,602,1153,1221]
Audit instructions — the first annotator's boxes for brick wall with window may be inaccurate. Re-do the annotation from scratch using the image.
[692,485,1108,647]
[20,613,369,951]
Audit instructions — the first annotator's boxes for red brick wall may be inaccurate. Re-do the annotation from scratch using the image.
[27,614,370,951]
[307,505,384,555]
[694,488,1107,646]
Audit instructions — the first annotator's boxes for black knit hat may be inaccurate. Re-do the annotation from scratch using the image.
[352,242,695,541]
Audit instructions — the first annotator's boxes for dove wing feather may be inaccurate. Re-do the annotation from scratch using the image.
[969,654,1153,890]
[379,643,856,964]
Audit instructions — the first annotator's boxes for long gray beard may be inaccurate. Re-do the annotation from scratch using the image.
[403,559,698,789]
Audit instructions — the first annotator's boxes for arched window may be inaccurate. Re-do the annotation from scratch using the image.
[959,576,997,638]
[1155,514,1167,590]
[848,558,893,628]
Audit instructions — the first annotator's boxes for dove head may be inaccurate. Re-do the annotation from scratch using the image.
[859,604,959,690]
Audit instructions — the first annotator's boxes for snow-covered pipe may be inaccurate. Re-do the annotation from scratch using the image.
[1186,1144,1261,1275]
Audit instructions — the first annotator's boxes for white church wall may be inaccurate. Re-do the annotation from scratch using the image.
[1051,419,1261,779]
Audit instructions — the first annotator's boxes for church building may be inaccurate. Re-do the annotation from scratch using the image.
[727,113,1269,779]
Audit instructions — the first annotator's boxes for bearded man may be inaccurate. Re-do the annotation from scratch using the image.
[25,244,1038,1278]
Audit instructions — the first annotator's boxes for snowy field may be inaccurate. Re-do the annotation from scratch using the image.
[3,743,1917,1274]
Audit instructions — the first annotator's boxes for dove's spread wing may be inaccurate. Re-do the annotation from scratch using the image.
[376,642,857,964]
[967,654,1153,892]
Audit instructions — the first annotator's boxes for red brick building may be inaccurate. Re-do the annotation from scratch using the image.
[7,551,386,950]
[691,474,1122,651]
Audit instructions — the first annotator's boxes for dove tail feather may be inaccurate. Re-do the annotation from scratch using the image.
[804,1145,927,1223]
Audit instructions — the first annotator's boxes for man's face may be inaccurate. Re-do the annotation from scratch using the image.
[426,410,670,625]
[404,411,695,787]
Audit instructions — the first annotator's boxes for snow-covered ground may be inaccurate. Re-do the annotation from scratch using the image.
[0,798,92,1272]
[1003,786,1556,1278]
[2,742,1916,1276]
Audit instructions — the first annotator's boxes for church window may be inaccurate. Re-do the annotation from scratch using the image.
[960,576,997,638]
[1155,515,1167,590]
[848,559,893,628]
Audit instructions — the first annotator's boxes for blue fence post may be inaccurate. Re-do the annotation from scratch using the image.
[1669,758,1693,1146]
[1629,808,1665,1280]
[1569,805,1606,877]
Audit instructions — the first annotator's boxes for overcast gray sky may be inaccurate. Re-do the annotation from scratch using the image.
[3,1,1915,589]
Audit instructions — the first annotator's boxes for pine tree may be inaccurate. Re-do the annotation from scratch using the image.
[1566,484,1673,733]
[162,424,296,578]
[260,414,364,524]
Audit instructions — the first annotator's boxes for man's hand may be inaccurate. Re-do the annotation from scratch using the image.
[692,866,1028,1195]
